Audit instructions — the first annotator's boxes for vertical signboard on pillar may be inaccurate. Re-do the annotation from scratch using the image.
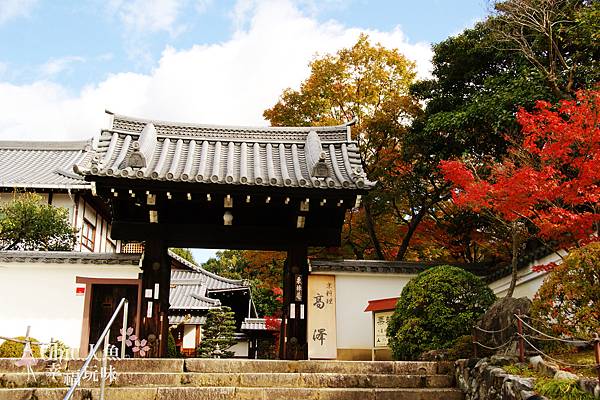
[307,275,336,359]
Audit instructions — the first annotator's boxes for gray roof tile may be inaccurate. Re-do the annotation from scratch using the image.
[0,140,93,189]
[241,317,280,331]
[168,315,206,325]
[75,113,374,190]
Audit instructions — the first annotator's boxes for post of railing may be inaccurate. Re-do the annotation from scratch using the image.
[516,309,525,363]
[121,300,128,359]
[472,327,478,358]
[593,333,600,386]
[99,330,109,400]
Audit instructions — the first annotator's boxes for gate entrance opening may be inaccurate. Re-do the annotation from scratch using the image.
[74,112,373,359]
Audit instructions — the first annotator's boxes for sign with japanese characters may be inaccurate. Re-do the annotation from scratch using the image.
[374,311,393,348]
[307,275,336,359]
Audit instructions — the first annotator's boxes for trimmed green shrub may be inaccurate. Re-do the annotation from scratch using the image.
[531,242,600,340]
[387,265,496,360]
[0,337,41,358]
[167,330,180,358]
[197,306,237,358]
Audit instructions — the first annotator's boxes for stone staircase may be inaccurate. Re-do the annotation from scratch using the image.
[0,358,464,400]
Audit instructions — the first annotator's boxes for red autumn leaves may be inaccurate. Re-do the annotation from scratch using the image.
[440,88,599,251]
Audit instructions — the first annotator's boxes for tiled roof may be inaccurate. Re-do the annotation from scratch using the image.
[169,283,221,310]
[0,140,93,189]
[168,315,206,325]
[169,250,246,291]
[241,317,280,331]
[169,250,248,311]
[0,251,140,265]
[74,112,373,190]
[310,259,439,274]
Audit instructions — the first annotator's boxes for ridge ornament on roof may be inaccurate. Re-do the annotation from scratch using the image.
[74,112,373,190]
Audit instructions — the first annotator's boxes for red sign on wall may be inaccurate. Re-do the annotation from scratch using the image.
[76,287,85,296]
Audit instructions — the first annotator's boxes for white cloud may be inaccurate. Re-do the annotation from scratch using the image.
[39,56,85,77]
[0,0,37,25]
[0,0,433,142]
[108,0,187,35]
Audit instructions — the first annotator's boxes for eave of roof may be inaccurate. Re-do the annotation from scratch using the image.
[74,112,374,190]
[0,251,140,265]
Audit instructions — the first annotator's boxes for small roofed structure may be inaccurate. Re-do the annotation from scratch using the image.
[73,111,374,359]
[241,317,281,359]
[168,251,254,356]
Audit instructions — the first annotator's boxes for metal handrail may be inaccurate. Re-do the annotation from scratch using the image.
[63,297,128,400]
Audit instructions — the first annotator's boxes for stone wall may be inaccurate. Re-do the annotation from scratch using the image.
[455,357,544,400]
[456,356,600,400]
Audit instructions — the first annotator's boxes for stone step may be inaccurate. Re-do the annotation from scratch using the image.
[0,358,450,375]
[185,359,449,375]
[0,372,455,389]
[0,386,465,400]
[0,358,184,373]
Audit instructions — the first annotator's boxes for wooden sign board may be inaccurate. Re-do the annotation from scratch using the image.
[307,275,337,359]
[374,310,393,348]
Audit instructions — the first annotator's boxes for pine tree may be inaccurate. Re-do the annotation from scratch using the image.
[197,306,237,358]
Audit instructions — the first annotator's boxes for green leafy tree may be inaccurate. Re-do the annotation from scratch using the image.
[170,248,197,265]
[531,243,600,340]
[387,266,496,360]
[406,1,599,264]
[197,306,237,358]
[264,34,452,261]
[202,250,246,280]
[0,193,76,251]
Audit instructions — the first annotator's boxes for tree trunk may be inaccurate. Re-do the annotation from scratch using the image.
[505,222,520,298]
[395,207,428,261]
[363,201,385,260]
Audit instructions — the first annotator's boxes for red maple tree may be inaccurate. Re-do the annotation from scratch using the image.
[440,88,599,294]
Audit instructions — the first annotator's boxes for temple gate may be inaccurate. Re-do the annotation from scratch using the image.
[74,112,372,359]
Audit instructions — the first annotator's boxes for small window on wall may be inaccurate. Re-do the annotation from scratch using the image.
[81,219,96,251]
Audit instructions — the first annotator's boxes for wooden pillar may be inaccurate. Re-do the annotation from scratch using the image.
[280,246,308,360]
[140,239,171,357]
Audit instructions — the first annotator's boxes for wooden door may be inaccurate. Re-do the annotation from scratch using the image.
[89,284,138,355]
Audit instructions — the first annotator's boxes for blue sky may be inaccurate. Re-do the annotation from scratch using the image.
[0,0,489,263]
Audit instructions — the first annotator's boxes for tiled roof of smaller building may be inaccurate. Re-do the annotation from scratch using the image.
[74,112,374,190]
[168,250,248,312]
[0,140,93,189]
[169,283,221,310]
[241,317,280,331]
[168,315,206,325]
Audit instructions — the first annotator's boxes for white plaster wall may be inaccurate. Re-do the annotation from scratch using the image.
[317,273,413,350]
[488,252,563,298]
[50,193,76,225]
[0,261,141,351]
[228,340,249,358]
[183,325,196,349]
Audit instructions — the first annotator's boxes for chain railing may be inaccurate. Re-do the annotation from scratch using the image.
[472,310,600,386]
